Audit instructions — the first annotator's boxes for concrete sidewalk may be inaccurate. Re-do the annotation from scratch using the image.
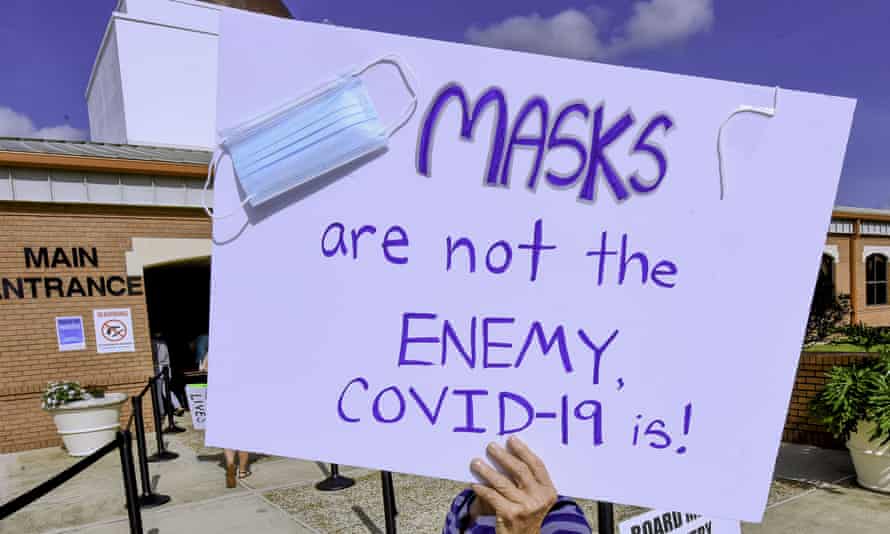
[747,443,890,533]
[2,420,889,533]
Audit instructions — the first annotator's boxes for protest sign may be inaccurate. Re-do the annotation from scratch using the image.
[186,384,207,430]
[619,509,740,534]
[55,316,85,351]
[92,308,134,354]
[205,9,855,521]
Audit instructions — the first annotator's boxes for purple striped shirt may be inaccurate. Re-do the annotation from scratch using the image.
[442,489,592,534]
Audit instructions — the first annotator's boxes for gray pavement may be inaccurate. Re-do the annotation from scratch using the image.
[2,419,888,533]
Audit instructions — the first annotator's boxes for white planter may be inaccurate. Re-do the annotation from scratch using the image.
[46,392,128,456]
[847,420,890,493]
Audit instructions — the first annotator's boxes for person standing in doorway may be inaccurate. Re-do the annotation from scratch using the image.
[151,332,183,416]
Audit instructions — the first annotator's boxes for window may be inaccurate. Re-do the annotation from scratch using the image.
[866,253,888,305]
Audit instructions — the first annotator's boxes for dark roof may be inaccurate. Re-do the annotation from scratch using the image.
[0,137,212,165]
[201,0,293,18]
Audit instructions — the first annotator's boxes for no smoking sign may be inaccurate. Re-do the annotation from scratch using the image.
[101,319,128,342]
[93,308,135,353]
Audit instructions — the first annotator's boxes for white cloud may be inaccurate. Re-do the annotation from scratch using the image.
[466,9,606,60]
[615,0,714,53]
[465,0,714,60]
[0,107,87,141]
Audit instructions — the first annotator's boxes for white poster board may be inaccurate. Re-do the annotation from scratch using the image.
[186,384,208,430]
[619,509,741,534]
[205,10,855,521]
[55,316,85,351]
[93,308,135,354]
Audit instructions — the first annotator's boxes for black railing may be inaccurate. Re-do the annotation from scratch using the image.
[315,463,355,491]
[161,366,185,434]
[131,393,171,507]
[598,502,615,534]
[126,369,179,507]
[145,370,179,462]
[0,431,143,534]
[0,369,187,532]
[380,470,398,534]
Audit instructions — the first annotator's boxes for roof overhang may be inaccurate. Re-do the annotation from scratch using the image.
[0,150,207,178]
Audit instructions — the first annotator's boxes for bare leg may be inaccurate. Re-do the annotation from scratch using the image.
[238,450,250,477]
[224,449,236,488]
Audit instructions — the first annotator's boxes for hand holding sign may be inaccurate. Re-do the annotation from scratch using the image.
[470,436,558,534]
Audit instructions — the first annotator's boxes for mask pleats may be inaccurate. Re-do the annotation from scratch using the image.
[225,76,388,206]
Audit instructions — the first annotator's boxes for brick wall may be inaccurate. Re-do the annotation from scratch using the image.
[0,201,210,453]
[783,351,877,449]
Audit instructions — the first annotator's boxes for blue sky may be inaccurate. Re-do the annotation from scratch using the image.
[0,0,887,207]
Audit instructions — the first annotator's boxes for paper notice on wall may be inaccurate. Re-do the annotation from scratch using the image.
[55,316,85,351]
[93,308,135,354]
[619,509,741,534]
[186,384,208,430]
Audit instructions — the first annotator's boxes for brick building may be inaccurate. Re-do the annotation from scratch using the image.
[824,206,890,325]
[0,0,879,455]
[0,0,297,455]
[2,135,889,453]
[0,138,212,452]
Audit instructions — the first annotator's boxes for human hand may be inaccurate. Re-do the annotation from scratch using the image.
[469,436,558,534]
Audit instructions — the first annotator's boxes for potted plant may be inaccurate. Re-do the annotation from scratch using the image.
[42,381,128,457]
[811,349,890,492]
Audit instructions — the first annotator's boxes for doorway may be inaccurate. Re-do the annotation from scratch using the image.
[144,256,211,381]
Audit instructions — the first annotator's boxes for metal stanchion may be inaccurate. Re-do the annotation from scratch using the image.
[131,396,171,508]
[315,463,355,491]
[161,367,185,434]
[598,501,615,534]
[148,377,178,462]
[117,430,145,534]
[381,471,397,534]
[384,471,397,517]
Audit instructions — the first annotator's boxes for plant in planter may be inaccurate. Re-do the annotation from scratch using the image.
[811,349,890,492]
[42,381,127,457]
[41,381,87,409]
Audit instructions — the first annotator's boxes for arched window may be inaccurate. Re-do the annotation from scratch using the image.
[866,253,888,305]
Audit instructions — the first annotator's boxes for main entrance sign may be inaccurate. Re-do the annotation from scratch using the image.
[206,9,855,521]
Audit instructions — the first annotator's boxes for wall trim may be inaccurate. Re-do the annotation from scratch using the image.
[126,237,211,276]
[862,245,890,262]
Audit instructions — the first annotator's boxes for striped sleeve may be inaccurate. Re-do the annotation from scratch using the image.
[541,497,592,534]
[442,489,591,534]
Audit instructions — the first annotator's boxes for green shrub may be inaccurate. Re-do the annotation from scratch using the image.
[804,293,850,345]
[811,349,890,445]
[839,322,889,352]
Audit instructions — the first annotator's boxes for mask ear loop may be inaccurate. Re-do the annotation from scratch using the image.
[717,86,779,200]
[353,55,418,138]
[202,148,253,219]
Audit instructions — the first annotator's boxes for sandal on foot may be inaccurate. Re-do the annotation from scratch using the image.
[238,469,252,479]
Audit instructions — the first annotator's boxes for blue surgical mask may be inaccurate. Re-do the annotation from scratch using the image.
[204,56,417,217]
